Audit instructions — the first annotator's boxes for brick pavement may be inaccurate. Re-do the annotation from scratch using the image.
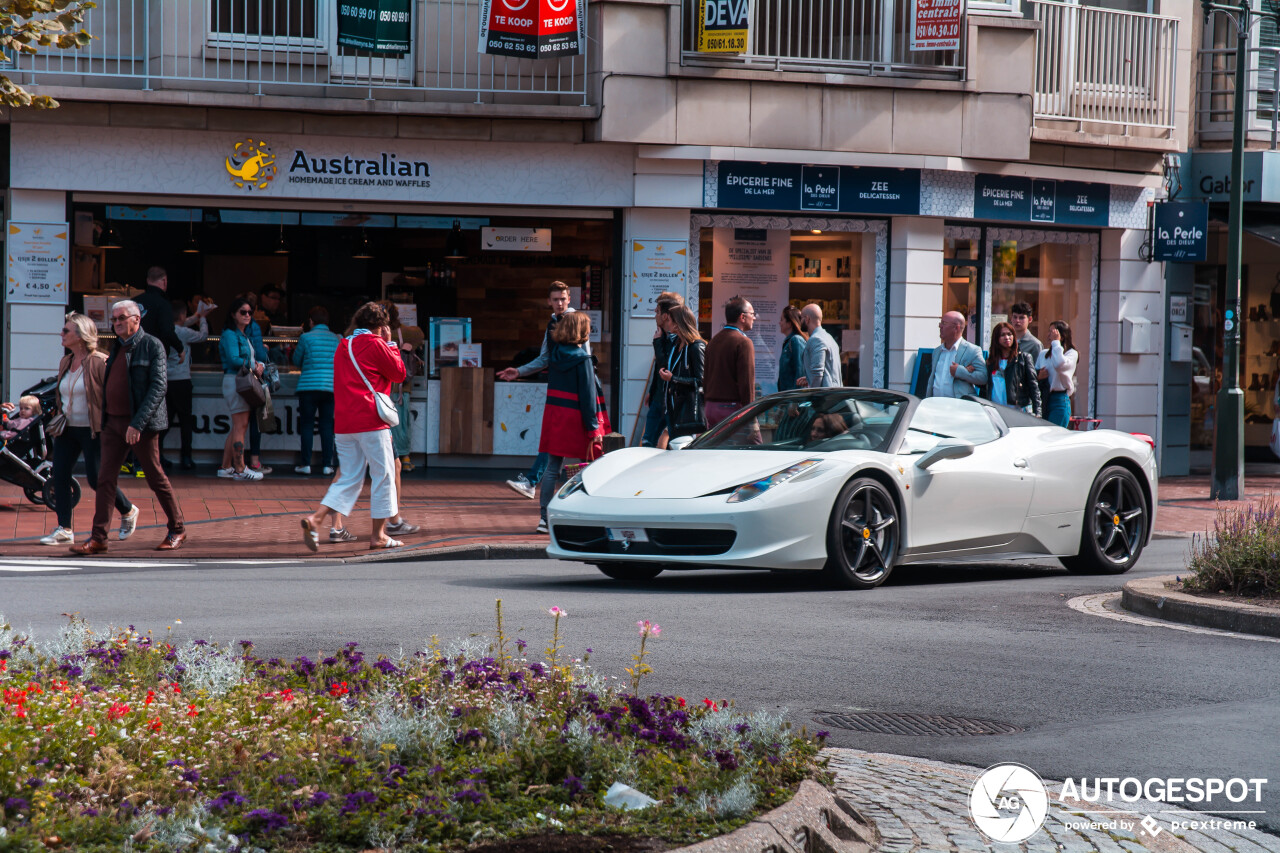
[0,471,1276,561]
[825,749,1280,853]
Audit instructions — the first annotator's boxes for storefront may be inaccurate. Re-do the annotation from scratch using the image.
[3,122,634,466]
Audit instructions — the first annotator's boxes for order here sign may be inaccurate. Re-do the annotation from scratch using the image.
[910,0,963,51]
[477,0,586,59]
[697,0,749,53]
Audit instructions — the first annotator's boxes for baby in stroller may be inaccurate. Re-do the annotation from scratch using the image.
[1,396,47,467]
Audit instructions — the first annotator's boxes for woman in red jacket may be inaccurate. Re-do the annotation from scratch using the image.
[537,311,608,534]
[300,302,407,550]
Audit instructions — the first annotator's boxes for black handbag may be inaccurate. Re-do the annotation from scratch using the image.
[671,388,706,434]
[236,366,267,408]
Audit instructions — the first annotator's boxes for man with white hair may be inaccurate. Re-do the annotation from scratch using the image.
[796,303,841,388]
[70,300,187,554]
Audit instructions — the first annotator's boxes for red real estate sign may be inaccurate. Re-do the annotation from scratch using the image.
[910,0,963,51]
[478,0,585,59]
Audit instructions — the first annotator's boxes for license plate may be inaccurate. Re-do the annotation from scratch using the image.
[607,527,649,543]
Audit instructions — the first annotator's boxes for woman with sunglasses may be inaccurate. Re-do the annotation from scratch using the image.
[39,313,137,545]
[217,297,266,481]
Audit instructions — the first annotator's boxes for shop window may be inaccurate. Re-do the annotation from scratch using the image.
[944,230,981,345]
[988,233,1095,418]
[211,0,320,43]
[697,225,867,392]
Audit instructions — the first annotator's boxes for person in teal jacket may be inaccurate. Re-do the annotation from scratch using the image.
[776,305,809,392]
[292,306,341,475]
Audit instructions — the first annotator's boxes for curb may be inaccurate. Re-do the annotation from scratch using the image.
[672,779,878,853]
[343,543,550,564]
[1121,574,1280,638]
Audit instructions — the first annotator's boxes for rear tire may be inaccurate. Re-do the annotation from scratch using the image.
[594,562,664,582]
[23,486,43,506]
[822,477,900,589]
[41,477,80,513]
[1061,465,1147,575]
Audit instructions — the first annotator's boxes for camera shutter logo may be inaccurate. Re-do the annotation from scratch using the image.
[969,763,1049,843]
[225,139,278,191]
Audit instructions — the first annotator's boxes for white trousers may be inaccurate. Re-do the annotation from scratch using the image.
[322,430,398,519]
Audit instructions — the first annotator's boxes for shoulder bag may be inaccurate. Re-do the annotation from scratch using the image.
[347,336,400,428]
[235,334,268,408]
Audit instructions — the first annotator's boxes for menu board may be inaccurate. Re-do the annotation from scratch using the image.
[6,222,69,305]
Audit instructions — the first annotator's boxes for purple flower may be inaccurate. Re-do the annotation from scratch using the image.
[714,749,739,771]
[453,789,484,805]
[338,756,356,767]
[815,730,831,739]
[373,659,399,675]
[340,791,377,815]
[274,774,299,788]
[244,808,289,833]
[24,778,43,789]
[4,797,30,812]
[455,728,484,745]
[562,775,585,796]
[674,785,689,796]
[180,770,201,783]
[81,807,99,817]
[207,790,245,813]
[309,791,332,807]
[166,759,186,768]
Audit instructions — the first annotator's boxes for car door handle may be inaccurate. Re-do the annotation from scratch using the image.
[1013,458,1029,468]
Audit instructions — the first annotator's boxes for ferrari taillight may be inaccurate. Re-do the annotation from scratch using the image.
[1130,432,1155,449]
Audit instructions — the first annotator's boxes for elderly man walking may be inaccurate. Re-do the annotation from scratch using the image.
[796,303,840,388]
[71,300,187,554]
[927,310,986,399]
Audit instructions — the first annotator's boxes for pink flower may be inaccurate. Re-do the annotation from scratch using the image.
[548,607,567,618]
[637,620,661,638]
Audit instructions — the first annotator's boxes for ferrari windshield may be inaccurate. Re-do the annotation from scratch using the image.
[689,390,909,452]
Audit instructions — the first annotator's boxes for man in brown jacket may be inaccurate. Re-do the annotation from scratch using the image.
[703,295,756,428]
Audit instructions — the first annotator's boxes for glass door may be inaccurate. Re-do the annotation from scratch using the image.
[944,227,982,345]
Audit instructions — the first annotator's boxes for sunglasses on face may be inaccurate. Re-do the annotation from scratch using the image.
[237,309,253,316]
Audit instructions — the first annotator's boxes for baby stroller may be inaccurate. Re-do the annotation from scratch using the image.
[0,376,80,511]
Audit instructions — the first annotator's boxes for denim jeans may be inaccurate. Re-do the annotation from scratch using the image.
[297,390,335,468]
[52,426,133,530]
[538,455,566,521]
[640,393,667,447]
[524,451,549,485]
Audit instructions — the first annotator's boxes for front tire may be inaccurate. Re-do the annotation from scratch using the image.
[40,477,80,513]
[1061,465,1148,575]
[822,477,900,589]
[594,562,664,582]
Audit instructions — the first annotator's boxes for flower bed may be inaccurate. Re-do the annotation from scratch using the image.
[0,605,823,852]
[1184,493,1280,599]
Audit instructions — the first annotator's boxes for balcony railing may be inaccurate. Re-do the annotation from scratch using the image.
[1197,45,1280,146]
[13,0,589,106]
[1029,0,1179,134]
[679,0,965,79]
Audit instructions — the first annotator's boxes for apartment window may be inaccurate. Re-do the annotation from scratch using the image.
[211,0,319,40]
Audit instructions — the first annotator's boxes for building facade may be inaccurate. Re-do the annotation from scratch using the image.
[1,0,1192,469]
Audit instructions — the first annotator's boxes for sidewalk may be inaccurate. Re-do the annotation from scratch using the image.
[0,471,1276,561]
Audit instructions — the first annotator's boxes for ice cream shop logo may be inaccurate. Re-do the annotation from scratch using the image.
[224,138,278,191]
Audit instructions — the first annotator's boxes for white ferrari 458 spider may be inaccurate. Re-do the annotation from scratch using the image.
[546,389,1157,589]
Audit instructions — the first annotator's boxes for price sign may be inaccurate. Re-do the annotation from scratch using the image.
[6,222,68,305]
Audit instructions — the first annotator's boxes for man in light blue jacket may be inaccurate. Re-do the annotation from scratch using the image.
[292,305,341,475]
[796,303,841,388]
[928,311,987,398]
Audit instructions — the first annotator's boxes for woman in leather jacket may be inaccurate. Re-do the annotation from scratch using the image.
[660,305,707,440]
[982,321,1042,417]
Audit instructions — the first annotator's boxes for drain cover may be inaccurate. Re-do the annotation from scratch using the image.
[814,711,1023,737]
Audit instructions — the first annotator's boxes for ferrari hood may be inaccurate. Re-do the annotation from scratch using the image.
[582,448,826,499]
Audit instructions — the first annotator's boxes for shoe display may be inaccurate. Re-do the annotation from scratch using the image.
[385,520,420,536]
[40,527,74,545]
[156,530,187,551]
[1264,373,1272,392]
[536,519,549,534]
[216,467,235,478]
[294,465,312,475]
[1249,373,1262,391]
[118,506,140,541]
[234,468,264,481]
[506,475,537,500]
[69,538,107,556]
[329,527,357,543]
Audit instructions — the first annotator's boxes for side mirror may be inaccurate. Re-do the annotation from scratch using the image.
[915,438,975,469]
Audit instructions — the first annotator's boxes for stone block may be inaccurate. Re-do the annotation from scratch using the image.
[749,82,821,150]
[962,94,1031,160]
[821,88,893,154]
[109,103,207,130]
[676,79,751,147]
[599,75,676,144]
[891,91,964,156]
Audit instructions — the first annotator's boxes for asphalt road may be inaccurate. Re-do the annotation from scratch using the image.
[2,538,1277,831]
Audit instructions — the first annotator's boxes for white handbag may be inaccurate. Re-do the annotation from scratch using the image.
[347,336,400,428]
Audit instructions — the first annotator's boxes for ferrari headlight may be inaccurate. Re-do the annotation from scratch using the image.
[557,471,587,500]
[727,459,823,503]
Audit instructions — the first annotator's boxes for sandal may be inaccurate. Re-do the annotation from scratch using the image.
[300,518,319,552]
[369,537,404,550]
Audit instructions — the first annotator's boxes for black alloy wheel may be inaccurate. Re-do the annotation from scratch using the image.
[1061,465,1147,575]
[823,476,900,589]
[593,562,664,582]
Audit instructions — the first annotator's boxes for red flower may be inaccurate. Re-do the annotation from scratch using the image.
[702,698,719,712]
[171,684,181,695]
[106,701,131,721]
[147,717,162,732]
[86,726,96,737]
[145,690,155,706]
[186,704,198,717]
[0,660,7,672]
[676,697,686,708]
[279,689,294,702]
[329,682,349,697]
[13,706,26,719]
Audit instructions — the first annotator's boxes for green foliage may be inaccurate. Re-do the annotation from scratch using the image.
[0,0,96,108]
[0,611,824,852]
[1184,493,1280,597]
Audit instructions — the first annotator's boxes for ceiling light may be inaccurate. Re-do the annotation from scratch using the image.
[352,229,374,260]
[274,223,290,255]
[444,219,467,261]
[99,222,122,250]
[182,219,200,254]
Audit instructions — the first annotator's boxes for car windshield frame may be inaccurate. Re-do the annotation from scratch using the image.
[687,389,911,452]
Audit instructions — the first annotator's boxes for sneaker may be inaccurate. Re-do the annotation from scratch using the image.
[134,469,147,479]
[400,455,415,472]
[536,519,549,534]
[216,467,236,478]
[322,466,335,476]
[294,466,312,475]
[329,527,357,543]
[250,463,273,474]
[385,520,420,536]
[118,506,140,541]
[40,527,74,545]
[233,468,264,482]
[506,475,536,500]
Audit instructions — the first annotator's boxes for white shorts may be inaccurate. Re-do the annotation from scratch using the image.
[222,373,250,415]
[321,429,397,519]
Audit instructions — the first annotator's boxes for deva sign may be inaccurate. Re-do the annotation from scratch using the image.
[698,0,748,52]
